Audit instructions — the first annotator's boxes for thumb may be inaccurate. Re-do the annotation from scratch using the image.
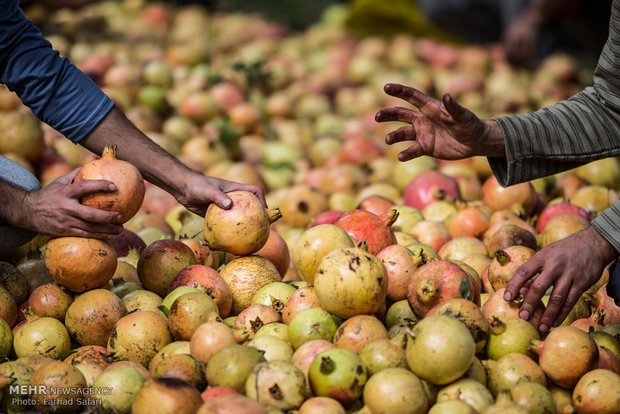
[442,93,471,123]
[210,190,233,209]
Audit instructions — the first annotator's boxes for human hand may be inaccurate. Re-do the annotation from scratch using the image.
[375,83,505,161]
[175,172,267,216]
[503,13,540,69]
[504,225,618,333]
[21,169,124,239]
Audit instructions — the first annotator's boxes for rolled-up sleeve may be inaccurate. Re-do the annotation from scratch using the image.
[0,0,114,143]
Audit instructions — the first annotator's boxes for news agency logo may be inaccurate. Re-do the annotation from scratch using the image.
[9,385,113,396]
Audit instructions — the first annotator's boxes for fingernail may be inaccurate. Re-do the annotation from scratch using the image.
[503,292,512,301]
[539,324,549,333]
[222,199,232,208]
[519,310,530,320]
[108,184,117,191]
[375,112,382,121]
[116,214,123,222]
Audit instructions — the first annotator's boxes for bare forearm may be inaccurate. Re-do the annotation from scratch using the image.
[0,179,27,227]
[79,107,194,200]
[479,119,506,158]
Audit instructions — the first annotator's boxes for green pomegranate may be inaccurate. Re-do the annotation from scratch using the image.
[205,344,266,393]
[308,348,367,407]
[91,365,145,412]
[406,315,475,385]
[359,338,407,377]
[245,360,306,411]
[13,316,71,360]
[485,316,540,360]
[362,367,429,414]
[287,307,338,350]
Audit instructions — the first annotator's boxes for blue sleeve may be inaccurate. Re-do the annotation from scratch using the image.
[0,0,114,143]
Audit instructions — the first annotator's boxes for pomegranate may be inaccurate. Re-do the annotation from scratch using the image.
[448,206,490,239]
[234,303,280,339]
[91,365,145,412]
[245,361,307,411]
[122,289,163,314]
[358,194,396,217]
[333,315,388,353]
[571,310,606,332]
[131,377,203,414]
[376,244,418,301]
[406,315,475,385]
[482,390,529,414]
[572,369,620,414]
[536,202,589,234]
[180,238,214,267]
[540,213,590,247]
[332,209,398,255]
[293,224,354,284]
[310,210,345,227]
[0,111,44,163]
[28,283,73,320]
[205,344,266,393]
[287,307,338,350]
[529,326,599,388]
[426,298,489,354]
[45,237,117,292]
[279,185,329,228]
[436,378,494,413]
[313,243,388,319]
[110,228,147,257]
[30,361,87,412]
[168,292,220,340]
[0,285,17,327]
[16,252,53,293]
[250,281,296,314]
[308,348,367,407]
[407,260,479,318]
[422,200,458,224]
[107,310,173,367]
[482,174,536,216]
[204,191,282,255]
[201,386,239,402]
[65,289,126,347]
[597,345,620,374]
[438,236,488,262]
[363,367,429,414]
[486,353,546,396]
[404,170,461,210]
[253,230,290,277]
[359,339,407,376]
[151,353,206,389]
[485,224,537,257]
[247,335,294,362]
[0,319,11,357]
[299,397,346,414]
[137,239,197,297]
[168,265,232,317]
[281,286,323,324]
[570,185,619,217]
[510,381,557,414]
[487,246,536,291]
[220,255,281,315]
[197,394,267,414]
[384,299,417,329]
[410,220,452,252]
[584,286,620,325]
[74,145,145,223]
[486,315,539,361]
[148,341,190,372]
[0,360,35,411]
[13,316,71,359]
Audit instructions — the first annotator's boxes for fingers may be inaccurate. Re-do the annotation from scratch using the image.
[375,107,418,124]
[552,286,583,328]
[385,126,416,145]
[72,204,123,225]
[531,271,569,333]
[397,143,424,162]
[504,257,543,302]
[209,189,234,210]
[383,83,435,108]
[442,93,469,123]
[237,184,267,208]
[51,168,81,185]
[68,180,117,198]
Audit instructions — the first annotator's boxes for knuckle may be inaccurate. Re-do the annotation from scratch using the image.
[548,294,565,306]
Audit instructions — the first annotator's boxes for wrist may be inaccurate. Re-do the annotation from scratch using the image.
[479,120,506,158]
[0,181,29,227]
[585,225,619,264]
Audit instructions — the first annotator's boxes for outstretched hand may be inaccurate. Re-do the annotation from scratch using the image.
[504,225,618,333]
[175,172,267,217]
[375,83,505,161]
[21,169,124,239]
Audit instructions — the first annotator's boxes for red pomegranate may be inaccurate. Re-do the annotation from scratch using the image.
[584,287,620,325]
[404,170,461,210]
[407,260,479,318]
[535,202,589,234]
[332,209,398,255]
[482,176,537,216]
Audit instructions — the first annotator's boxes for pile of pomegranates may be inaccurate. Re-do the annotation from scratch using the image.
[0,1,619,413]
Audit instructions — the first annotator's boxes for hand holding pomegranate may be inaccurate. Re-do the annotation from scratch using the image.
[375,83,505,161]
[16,168,123,239]
[504,225,618,333]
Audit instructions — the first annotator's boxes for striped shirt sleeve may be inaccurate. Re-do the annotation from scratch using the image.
[488,0,620,252]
